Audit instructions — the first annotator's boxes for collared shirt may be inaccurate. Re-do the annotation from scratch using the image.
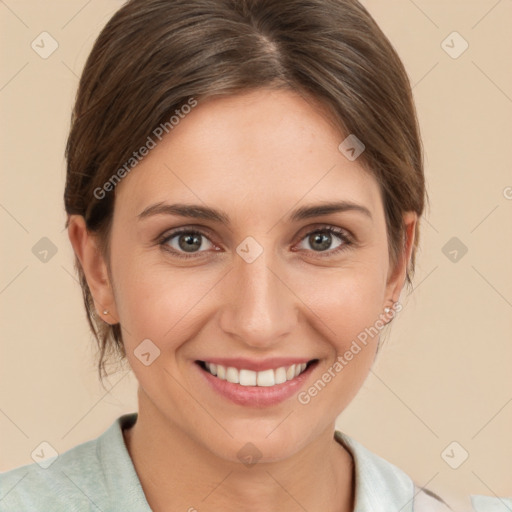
[0,412,509,511]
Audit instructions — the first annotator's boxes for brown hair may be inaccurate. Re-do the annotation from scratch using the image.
[64,0,428,384]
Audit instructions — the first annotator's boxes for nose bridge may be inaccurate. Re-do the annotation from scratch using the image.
[219,244,296,347]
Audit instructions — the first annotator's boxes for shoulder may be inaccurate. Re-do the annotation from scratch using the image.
[334,431,453,511]
[0,413,143,512]
[0,435,105,511]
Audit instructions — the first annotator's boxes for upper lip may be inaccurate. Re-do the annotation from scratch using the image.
[197,357,317,372]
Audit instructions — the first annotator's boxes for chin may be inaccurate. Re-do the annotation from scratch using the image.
[203,426,304,465]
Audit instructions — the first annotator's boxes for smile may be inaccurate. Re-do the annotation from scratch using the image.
[195,359,319,407]
[199,361,313,387]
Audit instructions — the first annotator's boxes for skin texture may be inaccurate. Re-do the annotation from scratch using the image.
[68,88,417,512]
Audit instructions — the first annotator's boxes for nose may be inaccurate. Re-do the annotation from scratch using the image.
[218,248,298,349]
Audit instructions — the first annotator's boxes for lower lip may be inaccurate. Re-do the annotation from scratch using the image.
[195,361,318,407]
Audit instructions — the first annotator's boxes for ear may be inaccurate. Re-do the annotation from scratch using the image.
[384,211,418,304]
[67,215,119,324]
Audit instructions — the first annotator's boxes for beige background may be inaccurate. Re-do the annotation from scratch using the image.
[1,1,511,510]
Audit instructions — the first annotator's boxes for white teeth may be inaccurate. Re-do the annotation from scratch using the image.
[226,367,239,384]
[275,367,287,384]
[203,361,310,386]
[239,369,257,386]
[216,364,226,380]
[257,369,275,387]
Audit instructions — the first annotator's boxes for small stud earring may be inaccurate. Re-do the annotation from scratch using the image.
[103,310,109,315]
[384,307,391,314]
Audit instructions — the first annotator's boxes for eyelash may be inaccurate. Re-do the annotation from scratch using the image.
[158,225,354,260]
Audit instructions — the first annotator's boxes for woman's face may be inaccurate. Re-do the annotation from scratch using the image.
[81,88,416,462]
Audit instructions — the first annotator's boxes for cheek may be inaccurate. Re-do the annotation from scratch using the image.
[293,262,387,346]
[111,249,218,351]
[290,262,387,402]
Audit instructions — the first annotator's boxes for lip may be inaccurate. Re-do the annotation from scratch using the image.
[195,359,319,407]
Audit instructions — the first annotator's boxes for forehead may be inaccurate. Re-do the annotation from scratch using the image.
[114,88,382,222]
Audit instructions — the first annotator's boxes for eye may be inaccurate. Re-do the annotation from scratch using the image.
[295,226,353,257]
[160,229,216,259]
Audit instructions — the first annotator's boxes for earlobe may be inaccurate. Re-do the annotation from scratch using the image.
[67,215,118,324]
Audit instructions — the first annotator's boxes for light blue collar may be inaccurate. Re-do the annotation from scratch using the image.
[335,430,414,512]
[99,412,151,510]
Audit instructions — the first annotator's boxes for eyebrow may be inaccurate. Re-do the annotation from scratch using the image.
[137,200,372,225]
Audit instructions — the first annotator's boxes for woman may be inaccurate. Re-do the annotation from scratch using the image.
[0,0,490,510]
